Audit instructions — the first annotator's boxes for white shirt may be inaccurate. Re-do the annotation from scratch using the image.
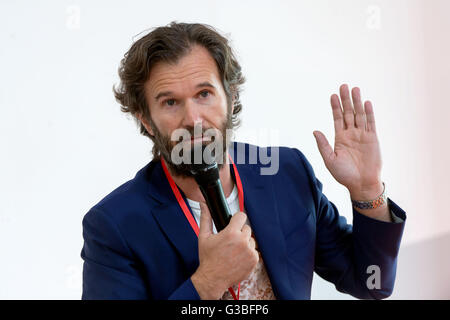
[186,184,244,234]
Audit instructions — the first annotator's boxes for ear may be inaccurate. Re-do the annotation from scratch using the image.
[137,113,154,137]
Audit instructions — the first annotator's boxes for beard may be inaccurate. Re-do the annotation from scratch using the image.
[149,111,233,178]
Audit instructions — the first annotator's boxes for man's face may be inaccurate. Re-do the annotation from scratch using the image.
[141,45,233,177]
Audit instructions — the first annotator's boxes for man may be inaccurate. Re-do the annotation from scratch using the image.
[81,21,406,300]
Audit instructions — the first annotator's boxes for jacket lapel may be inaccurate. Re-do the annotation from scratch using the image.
[147,161,200,275]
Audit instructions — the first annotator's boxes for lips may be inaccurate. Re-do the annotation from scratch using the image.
[191,136,206,141]
[181,136,208,146]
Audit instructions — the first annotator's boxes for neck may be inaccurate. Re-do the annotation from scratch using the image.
[167,157,234,203]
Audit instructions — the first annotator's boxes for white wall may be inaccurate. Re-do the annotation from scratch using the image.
[1,0,448,299]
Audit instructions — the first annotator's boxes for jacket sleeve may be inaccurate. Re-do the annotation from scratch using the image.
[81,207,149,299]
[81,207,201,300]
[292,148,406,299]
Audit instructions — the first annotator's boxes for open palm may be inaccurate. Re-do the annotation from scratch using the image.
[313,84,382,193]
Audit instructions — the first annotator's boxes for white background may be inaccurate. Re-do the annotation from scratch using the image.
[1,0,449,299]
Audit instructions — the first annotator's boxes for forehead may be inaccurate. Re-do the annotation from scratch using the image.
[145,45,222,98]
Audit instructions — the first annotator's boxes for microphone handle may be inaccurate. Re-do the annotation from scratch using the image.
[198,180,232,232]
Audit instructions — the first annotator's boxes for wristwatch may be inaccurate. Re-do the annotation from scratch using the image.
[351,182,387,210]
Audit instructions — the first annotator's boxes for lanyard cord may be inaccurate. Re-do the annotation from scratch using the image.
[161,154,244,300]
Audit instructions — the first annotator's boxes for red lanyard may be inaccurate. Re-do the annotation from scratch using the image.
[161,154,244,300]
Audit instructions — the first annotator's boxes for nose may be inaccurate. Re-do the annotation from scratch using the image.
[181,100,203,129]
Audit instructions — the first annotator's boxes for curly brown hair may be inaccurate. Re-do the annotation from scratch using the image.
[113,21,246,159]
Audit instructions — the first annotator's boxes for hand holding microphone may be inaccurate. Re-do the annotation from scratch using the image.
[188,145,258,299]
[191,203,259,300]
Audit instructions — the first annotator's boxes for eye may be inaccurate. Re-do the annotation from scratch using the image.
[163,99,176,107]
[199,90,210,98]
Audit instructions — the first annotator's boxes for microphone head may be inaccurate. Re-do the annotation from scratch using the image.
[189,144,220,186]
[188,143,232,231]
[190,161,219,187]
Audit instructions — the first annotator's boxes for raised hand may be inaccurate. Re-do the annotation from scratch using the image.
[313,84,390,221]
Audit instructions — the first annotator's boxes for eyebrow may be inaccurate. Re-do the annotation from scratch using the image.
[154,82,216,101]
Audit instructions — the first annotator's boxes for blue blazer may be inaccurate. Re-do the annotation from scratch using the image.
[81,142,406,300]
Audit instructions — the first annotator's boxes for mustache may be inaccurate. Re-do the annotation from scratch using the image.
[171,126,218,143]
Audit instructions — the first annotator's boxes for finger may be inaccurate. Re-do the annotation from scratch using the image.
[330,94,345,133]
[313,130,335,165]
[339,84,355,129]
[227,211,248,232]
[364,100,377,133]
[249,237,256,251]
[252,249,260,264]
[241,224,252,240]
[351,87,366,130]
[199,202,213,238]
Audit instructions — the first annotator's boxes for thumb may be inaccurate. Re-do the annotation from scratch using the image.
[199,202,213,238]
[313,131,335,164]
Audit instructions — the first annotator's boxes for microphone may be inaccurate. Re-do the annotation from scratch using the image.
[190,161,232,232]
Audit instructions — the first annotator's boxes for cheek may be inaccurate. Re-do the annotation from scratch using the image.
[202,110,225,131]
[151,115,177,139]
[151,105,180,128]
[207,98,228,122]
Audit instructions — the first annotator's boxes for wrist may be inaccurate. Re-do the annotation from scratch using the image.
[354,201,391,222]
[349,181,384,201]
[191,268,225,300]
[350,181,391,222]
